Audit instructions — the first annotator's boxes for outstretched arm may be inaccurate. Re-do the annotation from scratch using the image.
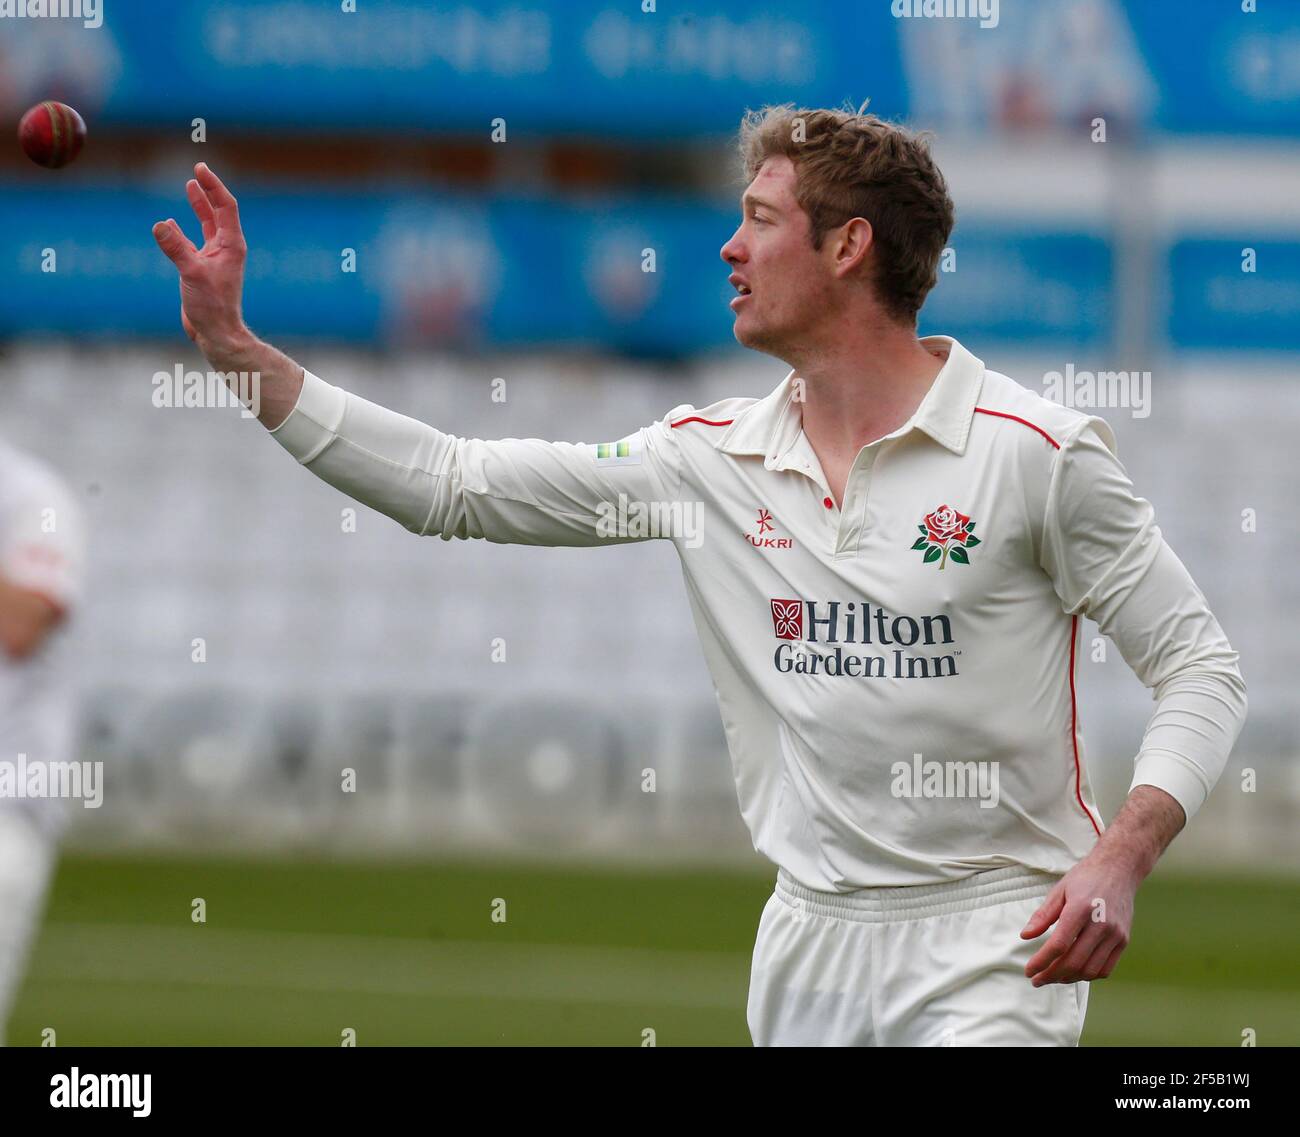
[153,164,688,547]
[152,162,303,427]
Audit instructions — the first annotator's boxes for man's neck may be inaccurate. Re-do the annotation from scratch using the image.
[793,326,947,461]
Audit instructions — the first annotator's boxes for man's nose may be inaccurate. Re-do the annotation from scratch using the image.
[720,229,744,265]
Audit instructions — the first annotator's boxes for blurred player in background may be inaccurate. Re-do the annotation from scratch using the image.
[152,106,1246,1046]
[0,439,85,1045]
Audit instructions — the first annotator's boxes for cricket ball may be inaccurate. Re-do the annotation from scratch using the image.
[18,101,87,169]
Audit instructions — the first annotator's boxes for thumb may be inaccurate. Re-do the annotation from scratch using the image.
[153,218,199,271]
[1021,883,1065,939]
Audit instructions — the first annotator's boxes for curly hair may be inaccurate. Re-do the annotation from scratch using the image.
[737,103,955,325]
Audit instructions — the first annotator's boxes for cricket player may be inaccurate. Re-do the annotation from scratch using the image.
[152,106,1247,1046]
[0,438,85,1045]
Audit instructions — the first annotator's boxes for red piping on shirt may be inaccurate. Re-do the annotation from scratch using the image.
[976,405,1098,836]
[973,407,1060,450]
[1068,615,1104,838]
[670,416,734,429]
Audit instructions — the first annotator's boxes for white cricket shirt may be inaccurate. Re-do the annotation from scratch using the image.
[270,335,1247,890]
[0,439,86,840]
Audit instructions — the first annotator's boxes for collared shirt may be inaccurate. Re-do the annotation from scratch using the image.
[270,335,1247,890]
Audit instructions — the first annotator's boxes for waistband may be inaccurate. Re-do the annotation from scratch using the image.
[775,864,1061,924]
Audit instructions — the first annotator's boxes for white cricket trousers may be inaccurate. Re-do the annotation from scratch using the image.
[0,811,58,1046]
[748,864,1089,1047]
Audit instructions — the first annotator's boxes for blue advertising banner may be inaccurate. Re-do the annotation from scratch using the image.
[1128,0,1300,136]
[1168,238,1300,351]
[0,185,740,351]
[922,229,1112,350]
[0,1,906,137]
[0,184,1115,352]
[1,1,1295,138]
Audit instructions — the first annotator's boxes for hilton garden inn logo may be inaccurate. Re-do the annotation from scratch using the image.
[0,753,103,809]
[770,598,960,679]
[595,493,703,548]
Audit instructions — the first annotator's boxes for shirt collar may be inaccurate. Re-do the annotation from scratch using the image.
[714,335,986,469]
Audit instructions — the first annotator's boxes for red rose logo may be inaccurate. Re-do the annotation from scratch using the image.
[924,505,970,546]
[912,505,981,569]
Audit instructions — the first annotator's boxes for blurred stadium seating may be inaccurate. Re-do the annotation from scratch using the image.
[1,0,1296,870]
[2,346,1292,870]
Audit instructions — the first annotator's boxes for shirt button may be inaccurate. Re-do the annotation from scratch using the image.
[823,496,833,509]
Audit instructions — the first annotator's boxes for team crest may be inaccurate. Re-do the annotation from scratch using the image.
[912,504,980,569]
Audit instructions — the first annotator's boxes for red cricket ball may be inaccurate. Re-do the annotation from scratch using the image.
[18,101,87,169]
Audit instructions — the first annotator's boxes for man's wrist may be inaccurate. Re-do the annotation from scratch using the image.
[1093,830,1159,880]
[202,326,261,373]
[1093,784,1185,879]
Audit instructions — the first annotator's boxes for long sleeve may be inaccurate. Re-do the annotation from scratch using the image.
[269,369,686,547]
[1039,418,1247,822]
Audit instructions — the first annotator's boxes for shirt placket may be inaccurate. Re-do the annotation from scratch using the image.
[833,443,882,560]
[776,431,838,542]
[777,426,900,559]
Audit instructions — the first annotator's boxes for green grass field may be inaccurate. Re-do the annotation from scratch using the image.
[10,853,1299,1046]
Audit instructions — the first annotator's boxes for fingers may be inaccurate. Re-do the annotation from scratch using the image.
[1077,918,1130,982]
[1024,901,1087,979]
[1074,935,1119,983]
[186,178,217,245]
[193,161,243,240]
[1020,884,1064,939]
[1031,920,1107,987]
[152,218,199,271]
[1096,938,1127,980]
[1024,929,1070,981]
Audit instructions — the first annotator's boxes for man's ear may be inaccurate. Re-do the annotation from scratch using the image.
[832,216,874,278]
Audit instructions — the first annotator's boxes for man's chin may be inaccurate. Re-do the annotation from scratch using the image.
[733,317,778,356]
